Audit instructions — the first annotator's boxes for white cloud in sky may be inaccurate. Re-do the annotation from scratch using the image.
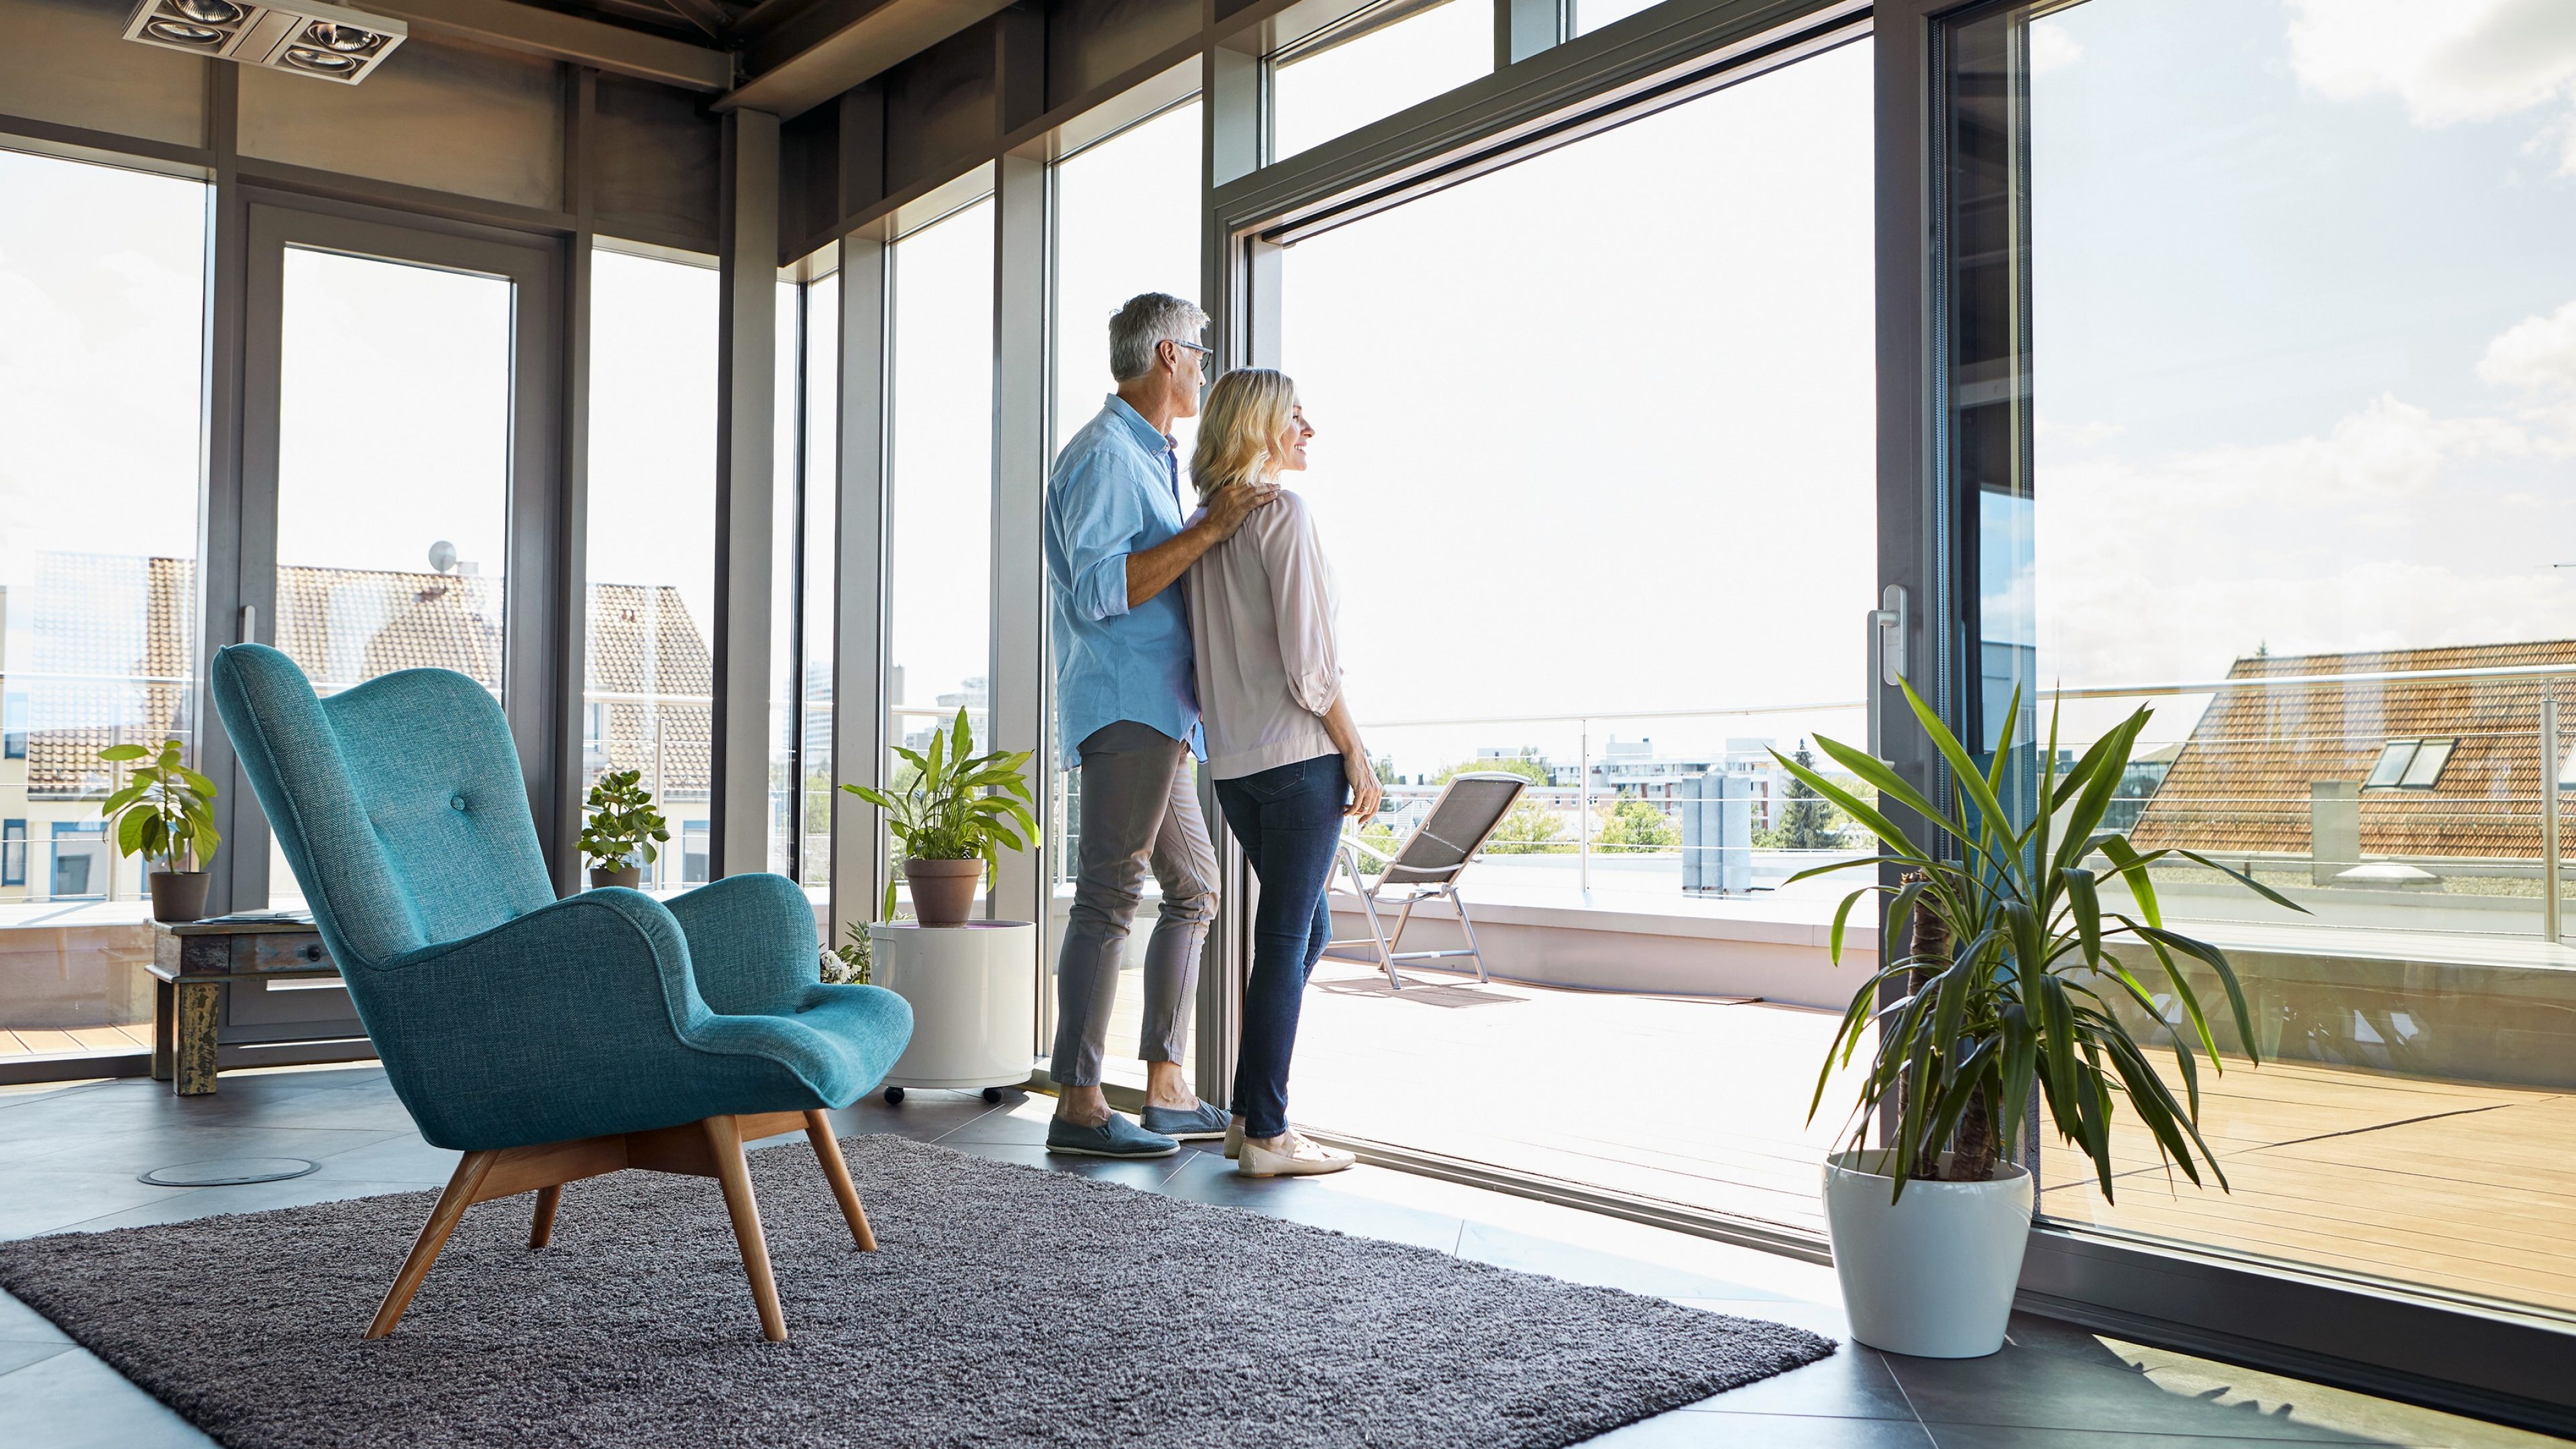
[2035,303,2576,692]
[2028,20,2084,76]
[2286,0,2576,171]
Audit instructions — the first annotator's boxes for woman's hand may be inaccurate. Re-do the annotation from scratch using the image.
[1342,750,1383,821]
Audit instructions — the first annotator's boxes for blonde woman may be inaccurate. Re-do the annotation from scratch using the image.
[1186,368,1381,1177]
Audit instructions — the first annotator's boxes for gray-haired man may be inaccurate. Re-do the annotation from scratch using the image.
[1042,292,1276,1157]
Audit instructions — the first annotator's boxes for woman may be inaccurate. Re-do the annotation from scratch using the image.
[1186,368,1381,1178]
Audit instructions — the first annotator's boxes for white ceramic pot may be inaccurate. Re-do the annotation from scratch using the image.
[870,919,1037,1091]
[1822,1150,2033,1358]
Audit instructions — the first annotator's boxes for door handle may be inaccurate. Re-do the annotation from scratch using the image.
[1866,586,1907,756]
[239,603,259,645]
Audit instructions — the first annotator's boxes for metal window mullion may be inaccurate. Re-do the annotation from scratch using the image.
[829,233,891,947]
[711,109,781,878]
[991,154,1049,948]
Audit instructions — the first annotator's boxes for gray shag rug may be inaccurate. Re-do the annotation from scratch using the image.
[0,1134,1832,1448]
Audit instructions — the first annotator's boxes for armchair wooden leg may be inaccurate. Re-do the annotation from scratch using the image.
[369,1150,497,1340]
[802,1110,877,1251]
[529,1185,561,1249]
[704,1115,788,1342]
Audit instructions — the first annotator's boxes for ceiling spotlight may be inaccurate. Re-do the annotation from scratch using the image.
[144,17,227,44]
[121,0,404,83]
[281,46,359,72]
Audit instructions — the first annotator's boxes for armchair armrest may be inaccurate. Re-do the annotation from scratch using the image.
[663,873,821,1016]
[360,891,835,1151]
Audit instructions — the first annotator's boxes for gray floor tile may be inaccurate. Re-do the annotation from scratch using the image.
[0,1169,198,1240]
[1924,1430,2413,1449]
[0,1344,217,1448]
[299,1132,457,1183]
[1153,1152,1468,1252]
[1454,1220,1805,1300]
[1581,1407,1937,1446]
[1,1124,411,1179]
[0,1339,71,1377]
[0,1289,72,1344]
[1670,1302,1913,1421]
[47,1178,440,1234]
[941,1139,1196,1193]
[1886,1345,2390,1444]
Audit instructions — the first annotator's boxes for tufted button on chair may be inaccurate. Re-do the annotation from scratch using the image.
[210,643,914,1342]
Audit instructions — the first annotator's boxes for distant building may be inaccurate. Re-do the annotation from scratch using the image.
[1,553,714,902]
[1546,736,1787,828]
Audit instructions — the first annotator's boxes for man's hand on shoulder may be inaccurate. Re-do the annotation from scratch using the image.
[1202,478,1283,539]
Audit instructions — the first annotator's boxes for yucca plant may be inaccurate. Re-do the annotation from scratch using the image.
[840,708,1038,920]
[1776,682,2305,1201]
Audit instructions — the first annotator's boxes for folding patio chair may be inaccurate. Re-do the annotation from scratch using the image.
[1326,771,1527,989]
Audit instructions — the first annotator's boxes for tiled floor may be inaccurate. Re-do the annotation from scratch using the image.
[0,1064,2563,1448]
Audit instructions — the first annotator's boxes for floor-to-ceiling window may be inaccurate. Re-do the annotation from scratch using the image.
[1950,0,2576,1318]
[1269,0,1493,162]
[885,201,997,910]
[1267,38,1877,1227]
[800,272,841,898]
[769,280,803,879]
[585,245,719,892]
[0,148,206,1067]
[1046,95,1205,1085]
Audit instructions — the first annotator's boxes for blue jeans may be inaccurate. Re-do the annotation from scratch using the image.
[1212,753,1346,1140]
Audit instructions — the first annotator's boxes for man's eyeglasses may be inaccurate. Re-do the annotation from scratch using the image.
[1171,340,1214,370]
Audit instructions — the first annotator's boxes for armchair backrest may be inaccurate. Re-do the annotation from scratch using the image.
[211,643,555,967]
[1383,772,1527,884]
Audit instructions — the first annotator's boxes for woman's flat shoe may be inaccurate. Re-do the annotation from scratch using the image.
[1224,1117,1244,1160]
[1238,1131,1354,1177]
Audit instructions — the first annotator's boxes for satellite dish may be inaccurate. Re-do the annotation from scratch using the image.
[429,540,458,574]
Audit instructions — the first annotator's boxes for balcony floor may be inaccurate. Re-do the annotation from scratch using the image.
[1285,959,2576,1320]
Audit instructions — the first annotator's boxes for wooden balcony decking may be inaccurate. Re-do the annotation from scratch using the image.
[1281,959,2576,1319]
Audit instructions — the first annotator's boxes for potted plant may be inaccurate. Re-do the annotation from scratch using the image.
[839,709,1037,928]
[1776,683,2302,1358]
[99,738,220,923]
[579,768,669,891]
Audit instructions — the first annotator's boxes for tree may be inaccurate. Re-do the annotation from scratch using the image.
[1484,799,1571,854]
[1593,797,1678,853]
[1772,746,1845,850]
[1374,754,1397,785]
[1437,755,1550,786]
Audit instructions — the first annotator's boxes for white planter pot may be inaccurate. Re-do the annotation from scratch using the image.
[1822,1150,2033,1358]
[870,919,1036,1091]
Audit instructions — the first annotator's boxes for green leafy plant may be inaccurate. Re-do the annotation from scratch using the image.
[579,769,669,872]
[1777,682,2305,1201]
[1594,798,1679,853]
[840,709,1038,919]
[821,921,871,985]
[98,739,219,873]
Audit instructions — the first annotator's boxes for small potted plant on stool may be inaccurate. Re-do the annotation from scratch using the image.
[99,738,221,923]
[841,708,1037,927]
[580,768,669,891]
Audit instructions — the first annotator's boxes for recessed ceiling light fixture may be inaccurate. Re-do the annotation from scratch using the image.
[121,0,405,84]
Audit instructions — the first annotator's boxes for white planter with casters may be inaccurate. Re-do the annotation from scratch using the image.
[871,920,1036,1105]
[1822,1150,2034,1358]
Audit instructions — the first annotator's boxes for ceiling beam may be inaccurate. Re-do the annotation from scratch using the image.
[368,0,737,92]
[716,0,1018,117]
[658,0,737,40]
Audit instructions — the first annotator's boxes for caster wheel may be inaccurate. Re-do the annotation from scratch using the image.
[981,1086,1006,1104]
[883,1086,905,1106]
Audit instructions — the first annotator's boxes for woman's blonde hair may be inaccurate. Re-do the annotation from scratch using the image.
[1189,368,1298,497]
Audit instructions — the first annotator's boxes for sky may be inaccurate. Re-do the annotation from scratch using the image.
[9,0,2575,784]
[2022,0,2576,746]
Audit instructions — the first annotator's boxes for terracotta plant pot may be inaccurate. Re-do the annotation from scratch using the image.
[589,865,643,891]
[148,871,211,924]
[904,857,983,926]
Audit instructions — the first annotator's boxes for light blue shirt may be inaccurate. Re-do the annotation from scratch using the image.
[1044,395,1205,767]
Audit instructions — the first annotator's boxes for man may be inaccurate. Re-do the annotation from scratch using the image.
[1042,292,1276,1158]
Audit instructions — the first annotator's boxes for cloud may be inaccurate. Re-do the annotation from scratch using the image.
[2029,19,2083,76]
[2478,298,2576,394]
[2286,0,2576,172]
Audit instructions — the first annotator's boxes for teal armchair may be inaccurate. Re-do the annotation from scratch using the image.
[210,643,913,1342]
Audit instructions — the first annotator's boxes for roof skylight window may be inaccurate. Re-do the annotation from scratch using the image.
[2363,738,2455,791]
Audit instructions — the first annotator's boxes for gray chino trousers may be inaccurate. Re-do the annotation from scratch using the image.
[1049,720,1220,1088]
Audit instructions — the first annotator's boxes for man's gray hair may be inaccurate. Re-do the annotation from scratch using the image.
[1108,292,1210,382]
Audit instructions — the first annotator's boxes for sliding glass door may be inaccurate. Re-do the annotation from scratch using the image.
[1945,0,2576,1318]
[1251,35,1880,1232]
